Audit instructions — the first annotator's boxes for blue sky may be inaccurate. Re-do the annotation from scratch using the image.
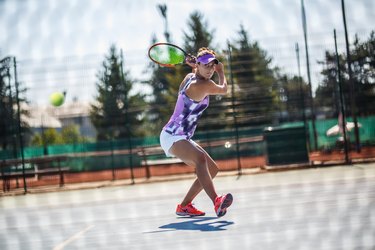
[1,0,374,105]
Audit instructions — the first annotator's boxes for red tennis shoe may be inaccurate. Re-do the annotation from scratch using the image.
[176,202,205,216]
[214,193,233,217]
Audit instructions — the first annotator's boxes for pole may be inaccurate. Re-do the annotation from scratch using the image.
[227,41,242,176]
[41,114,48,155]
[334,29,350,164]
[300,0,318,151]
[157,4,170,42]
[13,57,27,193]
[6,68,18,159]
[2,57,19,187]
[110,137,115,180]
[295,43,309,147]
[120,49,134,184]
[341,0,360,152]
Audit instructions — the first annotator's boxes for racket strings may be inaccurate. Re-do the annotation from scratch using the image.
[149,45,185,65]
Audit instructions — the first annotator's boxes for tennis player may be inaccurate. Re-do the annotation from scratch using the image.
[160,47,233,217]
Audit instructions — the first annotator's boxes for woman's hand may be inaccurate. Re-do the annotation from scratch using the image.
[185,54,197,68]
[215,61,224,73]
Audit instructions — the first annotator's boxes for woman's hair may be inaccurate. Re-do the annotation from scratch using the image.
[196,47,216,58]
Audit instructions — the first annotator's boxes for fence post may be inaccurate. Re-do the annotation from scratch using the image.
[227,41,242,175]
[334,29,350,164]
[300,0,318,150]
[13,57,27,193]
[120,49,135,184]
[341,0,360,153]
[295,43,309,150]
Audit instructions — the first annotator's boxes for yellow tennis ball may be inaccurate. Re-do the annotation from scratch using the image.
[49,92,65,107]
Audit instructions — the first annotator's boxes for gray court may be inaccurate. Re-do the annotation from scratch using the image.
[1,163,375,250]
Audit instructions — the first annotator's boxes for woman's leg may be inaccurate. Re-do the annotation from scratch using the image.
[169,140,218,204]
[179,144,219,206]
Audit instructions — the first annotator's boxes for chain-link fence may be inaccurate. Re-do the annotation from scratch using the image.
[1,30,375,193]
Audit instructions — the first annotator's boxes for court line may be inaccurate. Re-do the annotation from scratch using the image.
[53,225,94,250]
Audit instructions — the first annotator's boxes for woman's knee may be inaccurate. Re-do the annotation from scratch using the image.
[192,151,207,168]
[211,165,219,177]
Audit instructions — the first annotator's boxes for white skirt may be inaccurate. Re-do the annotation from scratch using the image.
[159,130,197,157]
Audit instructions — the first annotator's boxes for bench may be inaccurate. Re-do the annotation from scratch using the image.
[1,155,70,192]
[137,136,263,163]
[136,146,183,178]
[135,135,265,179]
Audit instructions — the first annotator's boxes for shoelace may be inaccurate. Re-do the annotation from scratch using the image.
[186,203,200,212]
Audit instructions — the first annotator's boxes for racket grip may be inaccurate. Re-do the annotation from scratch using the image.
[186,54,196,64]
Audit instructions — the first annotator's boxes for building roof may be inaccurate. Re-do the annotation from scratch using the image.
[21,101,93,128]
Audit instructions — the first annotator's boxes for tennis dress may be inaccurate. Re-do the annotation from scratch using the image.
[163,74,209,139]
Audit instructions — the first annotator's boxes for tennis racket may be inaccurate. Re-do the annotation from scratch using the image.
[148,43,195,67]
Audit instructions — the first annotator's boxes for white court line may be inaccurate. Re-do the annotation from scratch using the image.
[53,225,94,250]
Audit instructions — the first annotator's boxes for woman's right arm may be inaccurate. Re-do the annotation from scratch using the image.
[178,73,194,92]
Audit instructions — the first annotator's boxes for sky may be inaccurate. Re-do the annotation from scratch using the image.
[0,0,374,106]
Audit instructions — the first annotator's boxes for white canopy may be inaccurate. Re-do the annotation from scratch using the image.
[326,122,362,137]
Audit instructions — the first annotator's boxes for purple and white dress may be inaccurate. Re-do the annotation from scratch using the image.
[160,74,209,156]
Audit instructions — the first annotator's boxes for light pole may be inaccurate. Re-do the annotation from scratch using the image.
[300,0,318,151]
[295,43,308,145]
[13,57,27,192]
[341,0,360,152]
[157,4,171,42]
[334,29,350,164]
[227,41,242,176]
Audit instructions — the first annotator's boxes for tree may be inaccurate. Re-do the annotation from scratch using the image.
[143,35,177,135]
[0,65,12,150]
[0,56,29,153]
[144,11,223,134]
[31,128,63,146]
[351,32,375,115]
[181,11,229,131]
[316,31,375,117]
[90,45,147,141]
[275,73,309,122]
[182,11,215,54]
[140,4,176,136]
[30,133,43,146]
[61,124,89,144]
[315,51,348,116]
[229,24,278,126]
[30,125,90,146]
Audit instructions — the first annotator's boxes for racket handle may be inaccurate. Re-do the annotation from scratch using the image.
[186,54,196,64]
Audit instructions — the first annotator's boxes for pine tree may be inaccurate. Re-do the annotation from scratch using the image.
[143,35,178,135]
[90,45,147,141]
[0,57,29,152]
[144,11,226,134]
[316,31,375,117]
[0,67,14,150]
[351,32,375,115]
[181,11,230,131]
[275,73,309,122]
[230,25,278,126]
[315,51,348,116]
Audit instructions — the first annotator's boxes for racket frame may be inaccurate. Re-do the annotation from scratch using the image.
[148,42,190,67]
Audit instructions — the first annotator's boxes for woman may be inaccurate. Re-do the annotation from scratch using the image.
[159,47,233,217]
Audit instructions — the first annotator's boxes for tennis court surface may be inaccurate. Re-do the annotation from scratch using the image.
[1,163,375,249]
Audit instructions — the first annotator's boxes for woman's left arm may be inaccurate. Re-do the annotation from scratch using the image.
[204,62,228,95]
[216,62,227,88]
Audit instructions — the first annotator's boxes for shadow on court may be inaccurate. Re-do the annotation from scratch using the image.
[145,217,234,233]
